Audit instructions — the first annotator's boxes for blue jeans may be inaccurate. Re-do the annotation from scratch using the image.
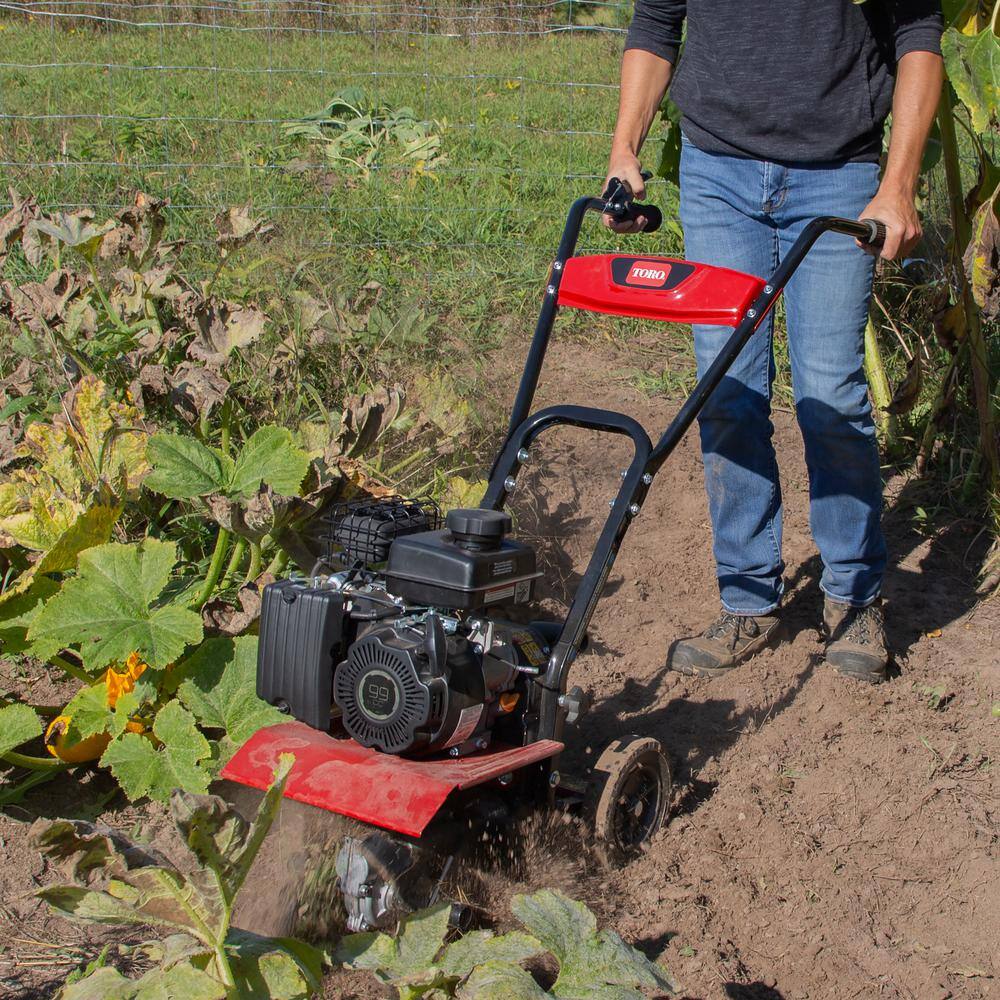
[679,138,886,614]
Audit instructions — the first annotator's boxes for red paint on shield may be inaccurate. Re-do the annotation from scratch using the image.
[221,721,563,838]
[557,254,767,326]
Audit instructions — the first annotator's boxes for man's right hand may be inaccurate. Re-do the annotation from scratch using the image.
[603,150,649,233]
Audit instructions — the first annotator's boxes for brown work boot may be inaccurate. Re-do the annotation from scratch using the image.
[823,598,888,684]
[669,610,783,677]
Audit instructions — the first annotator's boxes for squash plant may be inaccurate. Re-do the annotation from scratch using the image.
[33,755,328,1000]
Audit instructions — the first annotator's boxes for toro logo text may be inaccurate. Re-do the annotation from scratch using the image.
[626,260,671,288]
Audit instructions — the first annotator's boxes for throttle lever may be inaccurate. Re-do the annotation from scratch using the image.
[601,171,663,234]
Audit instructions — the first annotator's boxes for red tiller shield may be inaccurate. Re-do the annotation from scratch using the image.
[557,254,766,326]
[221,721,563,838]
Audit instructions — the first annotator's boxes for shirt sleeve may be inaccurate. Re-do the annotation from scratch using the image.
[892,0,944,58]
[624,0,686,64]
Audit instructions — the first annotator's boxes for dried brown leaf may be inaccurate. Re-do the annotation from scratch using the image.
[169,362,230,425]
[885,356,922,416]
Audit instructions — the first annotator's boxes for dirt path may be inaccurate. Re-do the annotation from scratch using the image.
[504,339,1000,1000]
[2,338,997,1000]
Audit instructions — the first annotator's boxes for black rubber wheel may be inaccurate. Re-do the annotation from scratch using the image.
[586,735,671,863]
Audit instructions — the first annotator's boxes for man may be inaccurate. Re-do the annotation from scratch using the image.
[605,1,943,684]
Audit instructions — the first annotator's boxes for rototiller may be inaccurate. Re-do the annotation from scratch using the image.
[223,178,885,931]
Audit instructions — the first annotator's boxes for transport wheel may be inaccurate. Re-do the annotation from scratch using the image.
[586,735,671,863]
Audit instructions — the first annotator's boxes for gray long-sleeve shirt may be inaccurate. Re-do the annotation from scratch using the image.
[625,0,943,163]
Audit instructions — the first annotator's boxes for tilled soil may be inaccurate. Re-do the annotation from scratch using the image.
[2,338,998,1000]
[502,339,1000,1000]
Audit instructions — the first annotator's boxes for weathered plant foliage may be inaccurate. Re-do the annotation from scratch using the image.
[33,755,327,999]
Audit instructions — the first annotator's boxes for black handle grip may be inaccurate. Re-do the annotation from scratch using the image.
[629,202,662,233]
[601,175,662,233]
[859,218,886,249]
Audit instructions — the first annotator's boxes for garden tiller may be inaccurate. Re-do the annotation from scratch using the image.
[223,178,885,930]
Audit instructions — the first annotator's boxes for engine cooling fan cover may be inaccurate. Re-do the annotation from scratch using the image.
[334,628,444,754]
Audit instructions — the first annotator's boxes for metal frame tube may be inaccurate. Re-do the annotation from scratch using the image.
[485,206,879,741]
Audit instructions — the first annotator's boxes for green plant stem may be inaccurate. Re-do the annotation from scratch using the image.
[937,85,1000,508]
[917,347,963,473]
[213,941,238,995]
[2,750,68,771]
[222,536,248,584]
[863,315,897,445]
[193,528,232,608]
[86,260,132,337]
[52,654,93,685]
[264,548,289,577]
[245,541,262,583]
[0,764,71,806]
[219,398,233,455]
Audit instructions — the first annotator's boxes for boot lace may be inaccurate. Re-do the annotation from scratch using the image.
[841,603,884,646]
[704,612,761,651]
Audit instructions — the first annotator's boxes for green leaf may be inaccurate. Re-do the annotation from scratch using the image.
[59,959,228,1000]
[654,96,683,188]
[228,426,309,499]
[32,212,115,262]
[28,539,203,671]
[0,577,60,653]
[62,682,114,741]
[942,23,1000,134]
[459,960,550,999]
[38,884,151,926]
[227,928,325,999]
[130,962,227,1000]
[177,636,284,767]
[335,902,452,981]
[101,701,211,803]
[145,433,229,500]
[511,890,678,999]
[439,930,545,980]
[60,964,136,1000]
[170,754,293,906]
[0,702,43,756]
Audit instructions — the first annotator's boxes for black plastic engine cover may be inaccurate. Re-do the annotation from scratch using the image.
[334,625,487,754]
[256,578,347,731]
[383,530,540,610]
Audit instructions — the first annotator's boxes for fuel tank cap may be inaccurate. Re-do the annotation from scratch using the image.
[445,508,512,550]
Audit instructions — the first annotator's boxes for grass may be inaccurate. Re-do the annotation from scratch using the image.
[0,14,993,506]
[0,18,681,340]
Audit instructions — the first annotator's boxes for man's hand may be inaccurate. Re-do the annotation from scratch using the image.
[857,51,942,261]
[603,149,649,233]
[857,186,921,261]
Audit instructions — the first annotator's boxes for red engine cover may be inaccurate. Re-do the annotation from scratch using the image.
[221,721,563,838]
[557,254,766,327]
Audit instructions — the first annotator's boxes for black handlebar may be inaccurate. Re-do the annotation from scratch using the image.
[601,174,663,234]
[602,173,885,250]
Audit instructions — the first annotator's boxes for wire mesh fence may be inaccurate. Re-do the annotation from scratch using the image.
[0,0,669,304]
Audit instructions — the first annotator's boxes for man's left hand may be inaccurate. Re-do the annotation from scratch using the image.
[857,187,922,261]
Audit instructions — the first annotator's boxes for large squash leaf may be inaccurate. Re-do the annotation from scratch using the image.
[175,635,284,767]
[511,890,678,999]
[459,961,551,999]
[144,434,229,500]
[227,426,309,499]
[100,701,211,803]
[0,703,42,756]
[145,426,308,502]
[942,22,1000,134]
[28,539,203,671]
